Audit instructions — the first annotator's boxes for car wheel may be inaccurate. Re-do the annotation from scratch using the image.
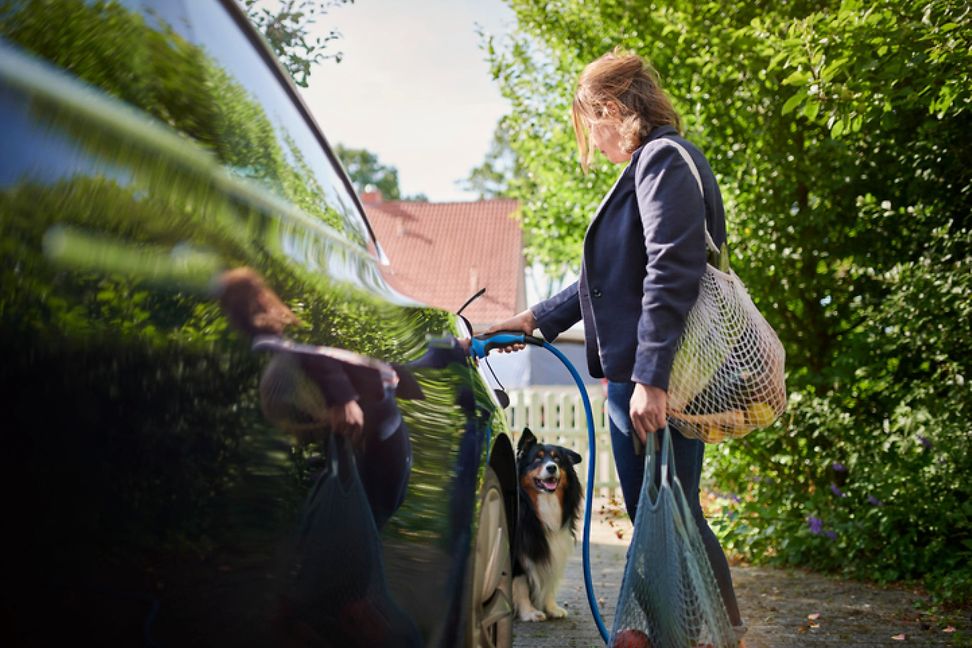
[468,467,513,648]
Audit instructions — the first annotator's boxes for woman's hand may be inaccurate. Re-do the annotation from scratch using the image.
[629,382,667,447]
[476,309,537,353]
[328,399,365,445]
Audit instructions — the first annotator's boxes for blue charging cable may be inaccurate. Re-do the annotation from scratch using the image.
[470,332,610,644]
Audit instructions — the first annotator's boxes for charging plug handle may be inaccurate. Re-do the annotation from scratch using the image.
[469,332,543,359]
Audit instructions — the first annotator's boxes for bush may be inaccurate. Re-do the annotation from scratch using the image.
[708,228,972,604]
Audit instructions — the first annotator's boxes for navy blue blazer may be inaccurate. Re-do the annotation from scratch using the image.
[530,126,727,390]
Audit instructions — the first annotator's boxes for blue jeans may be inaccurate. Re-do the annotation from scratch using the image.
[607,380,742,627]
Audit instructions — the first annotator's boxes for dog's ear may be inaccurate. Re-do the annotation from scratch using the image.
[517,428,537,456]
[565,449,582,465]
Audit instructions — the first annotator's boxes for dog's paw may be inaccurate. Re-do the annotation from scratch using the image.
[544,603,568,619]
[519,610,547,622]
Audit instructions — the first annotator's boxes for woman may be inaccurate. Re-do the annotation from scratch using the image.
[486,49,746,642]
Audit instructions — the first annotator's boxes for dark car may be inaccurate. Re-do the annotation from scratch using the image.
[0,1,516,645]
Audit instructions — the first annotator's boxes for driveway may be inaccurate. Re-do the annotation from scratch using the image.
[513,498,969,647]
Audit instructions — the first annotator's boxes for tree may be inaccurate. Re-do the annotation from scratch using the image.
[238,0,353,87]
[334,144,403,200]
[459,120,519,199]
[486,0,972,602]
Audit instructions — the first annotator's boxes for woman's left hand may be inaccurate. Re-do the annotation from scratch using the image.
[629,382,668,446]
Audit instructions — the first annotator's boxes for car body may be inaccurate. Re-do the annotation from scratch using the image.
[0,1,516,645]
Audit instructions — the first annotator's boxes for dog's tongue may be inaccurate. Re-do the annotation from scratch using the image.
[541,477,558,491]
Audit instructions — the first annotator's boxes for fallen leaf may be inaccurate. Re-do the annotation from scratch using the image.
[891,633,906,640]
[615,529,625,539]
[807,613,821,621]
[809,622,820,629]
[943,626,956,633]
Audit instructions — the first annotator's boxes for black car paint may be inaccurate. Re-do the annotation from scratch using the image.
[0,0,516,644]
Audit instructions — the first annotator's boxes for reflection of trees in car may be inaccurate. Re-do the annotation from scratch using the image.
[0,145,463,643]
[1,2,517,642]
[1,60,475,554]
[238,0,353,88]
[0,0,360,244]
[0,159,440,544]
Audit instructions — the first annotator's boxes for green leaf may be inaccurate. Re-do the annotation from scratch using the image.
[782,69,811,86]
[821,58,849,82]
[803,100,821,120]
[768,51,789,71]
[782,89,808,115]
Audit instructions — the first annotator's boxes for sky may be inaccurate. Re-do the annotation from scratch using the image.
[301,0,516,203]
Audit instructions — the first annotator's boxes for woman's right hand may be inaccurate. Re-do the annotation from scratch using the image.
[477,309,538,353]
[328,399,365,445]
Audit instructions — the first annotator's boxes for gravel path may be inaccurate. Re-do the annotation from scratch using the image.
[512,498,970,648]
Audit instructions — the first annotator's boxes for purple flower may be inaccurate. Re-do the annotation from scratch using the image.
[832,462,846,472]
[730,493,742,503]
[867,495,884,507]
[807,516,823,535]
[830,483,846,497]
[824,530,838,541]
[918,435,932,450]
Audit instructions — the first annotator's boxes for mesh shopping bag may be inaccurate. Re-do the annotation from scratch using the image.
[663,140,787,443]
[610,427,737,648]
[277,432,421,647]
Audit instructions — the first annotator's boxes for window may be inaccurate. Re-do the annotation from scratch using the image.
[179,0,373,250]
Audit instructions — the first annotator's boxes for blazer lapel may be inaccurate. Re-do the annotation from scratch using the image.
[584,162,631,239]
[583,126,677,239]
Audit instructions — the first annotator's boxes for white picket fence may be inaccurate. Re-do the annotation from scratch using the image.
[505,387,621,498]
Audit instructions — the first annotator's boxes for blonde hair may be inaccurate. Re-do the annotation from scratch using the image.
[571,49,682,171]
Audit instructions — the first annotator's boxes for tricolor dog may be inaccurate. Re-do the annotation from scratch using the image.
[512,428,583,622]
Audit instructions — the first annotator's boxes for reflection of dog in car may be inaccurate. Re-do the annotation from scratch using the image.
[513,428,583,622]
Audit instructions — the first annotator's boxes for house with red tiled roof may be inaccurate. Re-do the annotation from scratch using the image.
[362,192,598,389]
[363,193,526,327]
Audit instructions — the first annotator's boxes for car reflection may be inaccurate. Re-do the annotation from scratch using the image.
[216,267,493,646]
[216,267,415,644]
[216,267,422,529]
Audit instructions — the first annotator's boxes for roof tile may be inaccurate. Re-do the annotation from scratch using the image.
[365,199,524,325]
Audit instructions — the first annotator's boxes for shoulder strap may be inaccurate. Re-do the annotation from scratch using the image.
[662,138,719,254]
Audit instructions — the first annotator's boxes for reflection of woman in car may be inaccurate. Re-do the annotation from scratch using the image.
[217,269,422,646]
[215,267,409,529]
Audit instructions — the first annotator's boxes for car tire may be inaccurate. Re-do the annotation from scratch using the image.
[468,466,514,648]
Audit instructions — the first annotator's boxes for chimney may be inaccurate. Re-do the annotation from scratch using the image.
[360,189,383,204]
